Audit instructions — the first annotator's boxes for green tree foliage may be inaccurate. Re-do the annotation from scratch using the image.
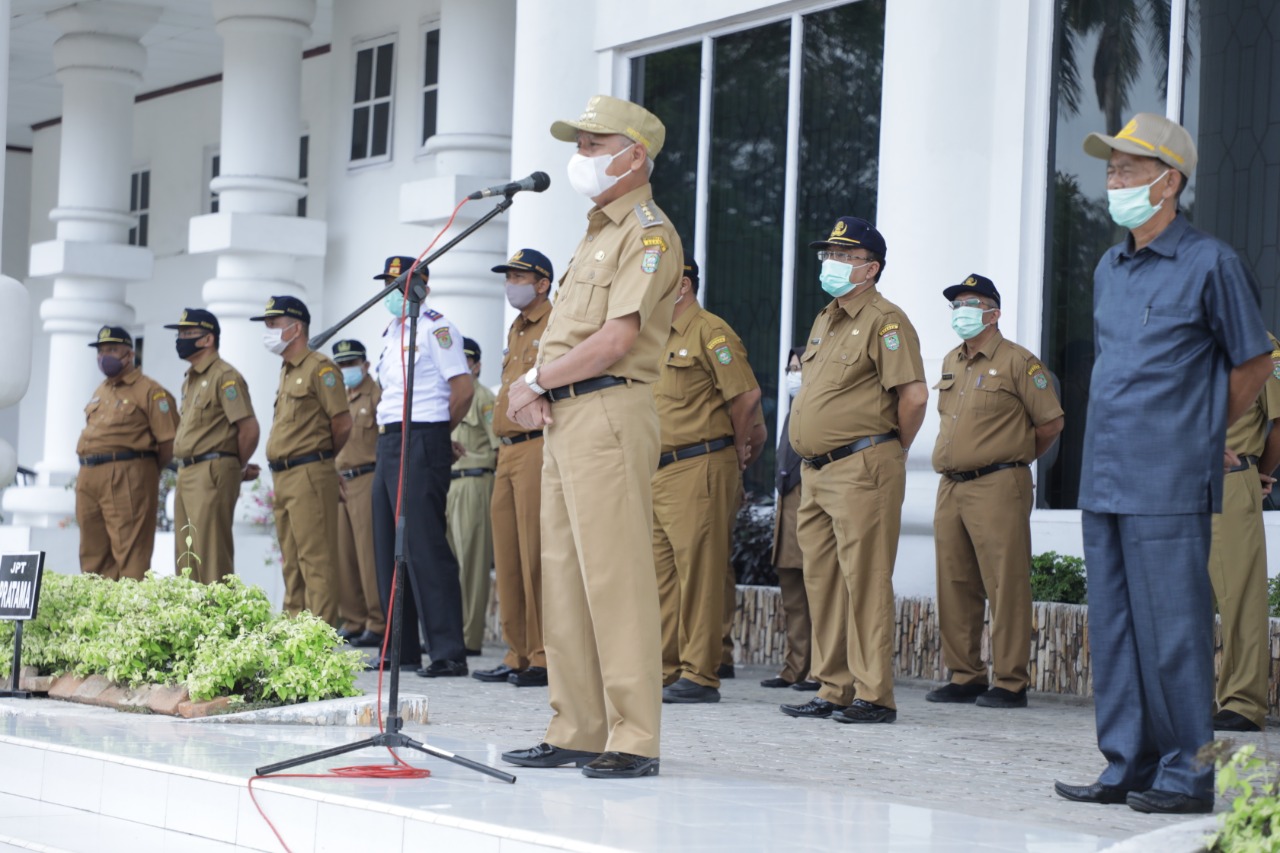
[1030,551,1088,604]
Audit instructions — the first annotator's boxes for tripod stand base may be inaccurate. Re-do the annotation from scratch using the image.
[255,728,517,784]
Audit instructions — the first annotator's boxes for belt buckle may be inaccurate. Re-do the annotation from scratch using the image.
[378,425,386,435]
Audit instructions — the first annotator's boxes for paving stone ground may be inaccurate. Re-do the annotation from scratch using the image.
[353,645,1273,843]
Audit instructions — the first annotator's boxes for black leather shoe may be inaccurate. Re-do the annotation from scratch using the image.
[501,742,599,768]
[1213,709,1262,732]
[351,630,383,648]
[716,664,735,679]
[464,647,482,657]
[509,666,548,687]
[364,656,421,672]
[832,698,897,724]
[975,687,1027,709]
[472,664,519,683]
[336,626,362,642]
[662,678,720,704]
[581,752,660,779]
[760,676,795,688]
[781,697,847,718]
[416,659,468,678]
[1126,789,1213,814]
[925,682,989,703]
[790,680,820,692]
[1053,780,1130,804]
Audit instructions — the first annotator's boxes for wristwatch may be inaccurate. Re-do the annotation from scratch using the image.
[524,366,546,396]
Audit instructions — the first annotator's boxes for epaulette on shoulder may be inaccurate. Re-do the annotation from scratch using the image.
[633,200,664,228]
[424,308,443,321]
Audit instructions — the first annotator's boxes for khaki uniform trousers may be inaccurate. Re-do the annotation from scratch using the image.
[1208,467,1269,727]
[542,383,662,758]
[491,436,545,670]
[653,447,740,688]
[273,462,339,622]
[173,456,242,583]
[447,471,495,652]
[774,487,812,683]
[336,471,385,634]
[75,458,159,581]
[933,466,1034,692]
[797,440,904,708]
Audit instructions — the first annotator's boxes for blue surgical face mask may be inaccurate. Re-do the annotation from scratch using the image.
[384,289,405,317]
[1107,169,1170,230]
[341,366,363,388]
[951,306,992,340]
[819,258,871,298]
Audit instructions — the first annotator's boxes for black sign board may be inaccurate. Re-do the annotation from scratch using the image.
[0,551,44,621]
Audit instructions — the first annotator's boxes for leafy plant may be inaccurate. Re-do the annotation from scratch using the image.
[1268,576,1280,619]
[1030,551,1087,604]
[732,494,777,586]
[1205,741,1280,852]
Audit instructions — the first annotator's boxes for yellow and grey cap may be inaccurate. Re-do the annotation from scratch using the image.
[550,94,666,159]
[1083,112,1197,177]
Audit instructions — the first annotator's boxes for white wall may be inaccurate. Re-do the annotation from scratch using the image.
[0,148,31,460]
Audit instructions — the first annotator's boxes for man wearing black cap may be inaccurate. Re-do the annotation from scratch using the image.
[331,339,385,647]
[475,249,554,687]
[251,296,350,622]
[75,325,180,580]
[446,338,499,658]
[167,308,260,583]
[926,275,1062,710]
[782,216,927,725]
[370,256,472,677]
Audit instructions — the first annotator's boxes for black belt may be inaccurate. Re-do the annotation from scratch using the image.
[176,451,237,469]
[546,375,628,402]
[946,461,1027,483]
[803,433,898,470]
[78,450,157,468]
[658,436,735,469]
[268,450,334,472]
[451,467,494,480]
[377,421,442,435]
[340,462,377,480]
[500,430,543,446]
[1228,455,1261,474]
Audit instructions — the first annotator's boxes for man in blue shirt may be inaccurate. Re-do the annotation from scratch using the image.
[1053,113,1273,815]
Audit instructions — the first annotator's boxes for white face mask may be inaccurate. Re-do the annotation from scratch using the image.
[262,325,292,355]
[566,143,635,198]
[785,371,802,398]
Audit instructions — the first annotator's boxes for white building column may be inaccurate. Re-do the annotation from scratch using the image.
[5,2,158,525]
[189,0,325,465]
[399,0,516,383]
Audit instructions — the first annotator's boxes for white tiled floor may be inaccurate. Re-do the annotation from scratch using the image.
[0,705,1119,853]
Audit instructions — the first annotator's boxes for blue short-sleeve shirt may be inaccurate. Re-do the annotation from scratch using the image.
[1079,214,1270,515]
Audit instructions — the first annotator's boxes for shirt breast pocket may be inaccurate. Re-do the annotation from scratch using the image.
[978,376,1014,412]
[562,264,615,325]
[657,352,698,400]
[833,347,864,387]
[283,381,311,414]
[84,400,102,424]
[933,375,957,415]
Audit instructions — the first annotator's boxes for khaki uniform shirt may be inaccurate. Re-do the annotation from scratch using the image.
[335,374,380,470]
[76,368,179,456]
[1226,331,1280,457]
[452,382,499,470]
[494,300,551,439]
[538,183,682,384]
[265,349,350,460]
[655,303,758,453]
[789,287,926,458]
[173,355,254,459]
[931,331,1065,473]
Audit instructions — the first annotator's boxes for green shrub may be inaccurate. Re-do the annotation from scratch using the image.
[1268,576,1280,618]
[0,572,361,705]
[732,495,777,586]
[1205,741,1280,852]
[1030,551,1087,604]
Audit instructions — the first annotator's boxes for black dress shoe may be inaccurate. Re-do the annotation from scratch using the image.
[925,682,989,703]
[760,676,795,688]
[716,664,735,679]
[832,698,897,724]
[975,687,1027,709]
[336,626,362,642]
[364,656,421,672]
[472,664,519,683]
[351,630,383,648]
[508,666,548,687]
[464,647,482,657]
[501,742,600,768]
[781,697,847,718]
[1126,789,1213,814]
[1053,780,1130,804]
[790,680,820,692]
[581,751,660,778]
[416,659,468,678]
[1213,709,1262,732]
[662,678,720,704]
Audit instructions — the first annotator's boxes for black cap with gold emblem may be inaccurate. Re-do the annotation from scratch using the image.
[88,325,133,348]
[331,339,367,364]
[809,216,887,258]
[375,256,429,281]
[249,295,310,323]
[942,273,1001,307]
[163,308,220,335]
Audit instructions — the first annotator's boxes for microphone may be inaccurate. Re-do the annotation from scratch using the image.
[467,171,550,200]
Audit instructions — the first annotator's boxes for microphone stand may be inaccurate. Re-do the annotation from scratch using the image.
[256,194,518,785]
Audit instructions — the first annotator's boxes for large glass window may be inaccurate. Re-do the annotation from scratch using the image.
[128,169,149,247]
[351,38,395,164]
[422,25,441,146]
[632,1,886,495]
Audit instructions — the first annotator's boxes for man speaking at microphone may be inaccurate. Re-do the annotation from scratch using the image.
[502,95,682,779]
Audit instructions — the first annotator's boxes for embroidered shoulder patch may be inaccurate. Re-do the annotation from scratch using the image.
[424,309,443,321]
[320,367,337,388]
[878,322,900,336]
[158,399,170,413]
[1272,349,1280,380]
[482,403,495,425]
[225,385,239,401]
[152,391,167,401]
[642,235,668,252]
[633,200,664,228]
[434,327,454,349]
[1028,362,1049,389]
[705,335,727,350]
[641,247,660,274]
[715,345,733,365]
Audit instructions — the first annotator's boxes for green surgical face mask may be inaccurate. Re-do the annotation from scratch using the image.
[1107,169,1169,230]
[950,306,992,340]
